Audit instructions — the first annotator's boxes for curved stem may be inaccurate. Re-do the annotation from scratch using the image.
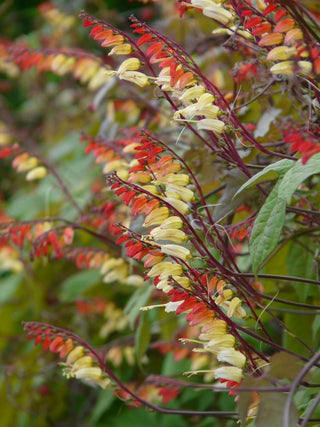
[283,349,320,427]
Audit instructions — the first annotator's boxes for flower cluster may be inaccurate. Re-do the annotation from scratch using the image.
[104,134,247,382]
[185,0,320,77]
[25,322,111,389]
[10,47,111,91]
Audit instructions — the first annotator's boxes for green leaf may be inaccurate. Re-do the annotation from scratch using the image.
[312,315,320,344]
[0,274,22,303]
[135,311,151,365]
[284,313,314,357]
[278,153,320,203]
[256,392,298,427]
[162,352,190,376]
[59,270,101,301]
[88,388,114,425]
[124,284,153,328]
[234,159,294,198]
[250,182,286,275]
[286,237,316,302]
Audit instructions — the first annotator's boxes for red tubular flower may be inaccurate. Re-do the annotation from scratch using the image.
[274,18,295,33]
[274,9,287,22]
[175,297,198,314]
[137,33,154,46]
[244,17,263,30]
[158,386,179,404]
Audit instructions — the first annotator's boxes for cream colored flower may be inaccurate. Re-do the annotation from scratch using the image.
[205,334,235,351]
[217,349,246,368]
[213,366,243,382]
[66,346,84,365]
[148,262,183,277]
[158,216,183,229]
[143,207,170,227]
[160,244,191,260]
[150,227,188,243]
[196,118,226,134]
[26,166,47,181]
[109,44,132,56]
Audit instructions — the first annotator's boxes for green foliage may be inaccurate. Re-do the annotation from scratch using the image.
[249,181,286,275]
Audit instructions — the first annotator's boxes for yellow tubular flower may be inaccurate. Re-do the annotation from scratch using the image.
[179,85,205,101]
[66,346,84,365]
[160,244,191,260]
[143,207,170,227]
[205,334,236,351]
[173,275,190,288]
[88,68,113,90]
[93,377,112,389]
[118,71,149,87]
[118,58,141,73]
[199,319,227,340]
[266,46,297,61]
[100,258,124,275]
[108,44,132,56]
[148,262,183,277]
[227,297,246,319]
[158,216,183,229]
[174,93,220,120]
[74,366,103,381]
[140,185,159,195]
[103,159,126,174]
[164,198,190,214]
[150,227,188,243]
[213,366,243,382]
[270,60,293,76]
[215,289,233,305]
[298,61,312,75]
[72,356,93,371]
[156,278,173,293]
[196,118,226,134]
[166,184,195,202]
[16,157,38,172]
[125,274,144,286]
[203,5,234,25]
[217,349,246,368]
[284,28,303,44]
[157,173,190,186]
[103,264,129,283]
[26,166,47,181]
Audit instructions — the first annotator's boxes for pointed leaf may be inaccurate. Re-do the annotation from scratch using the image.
[286,237,316,302]
[135,311,151,364]
[124,284,153,328]
[234,159,294,198]
[278,153,320,203]
[60,270,101,301]
[250,182,286,275]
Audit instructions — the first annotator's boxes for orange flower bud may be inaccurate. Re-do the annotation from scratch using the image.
[284,28,303,44]
[258,32,283,47]
[274,18,295,33]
